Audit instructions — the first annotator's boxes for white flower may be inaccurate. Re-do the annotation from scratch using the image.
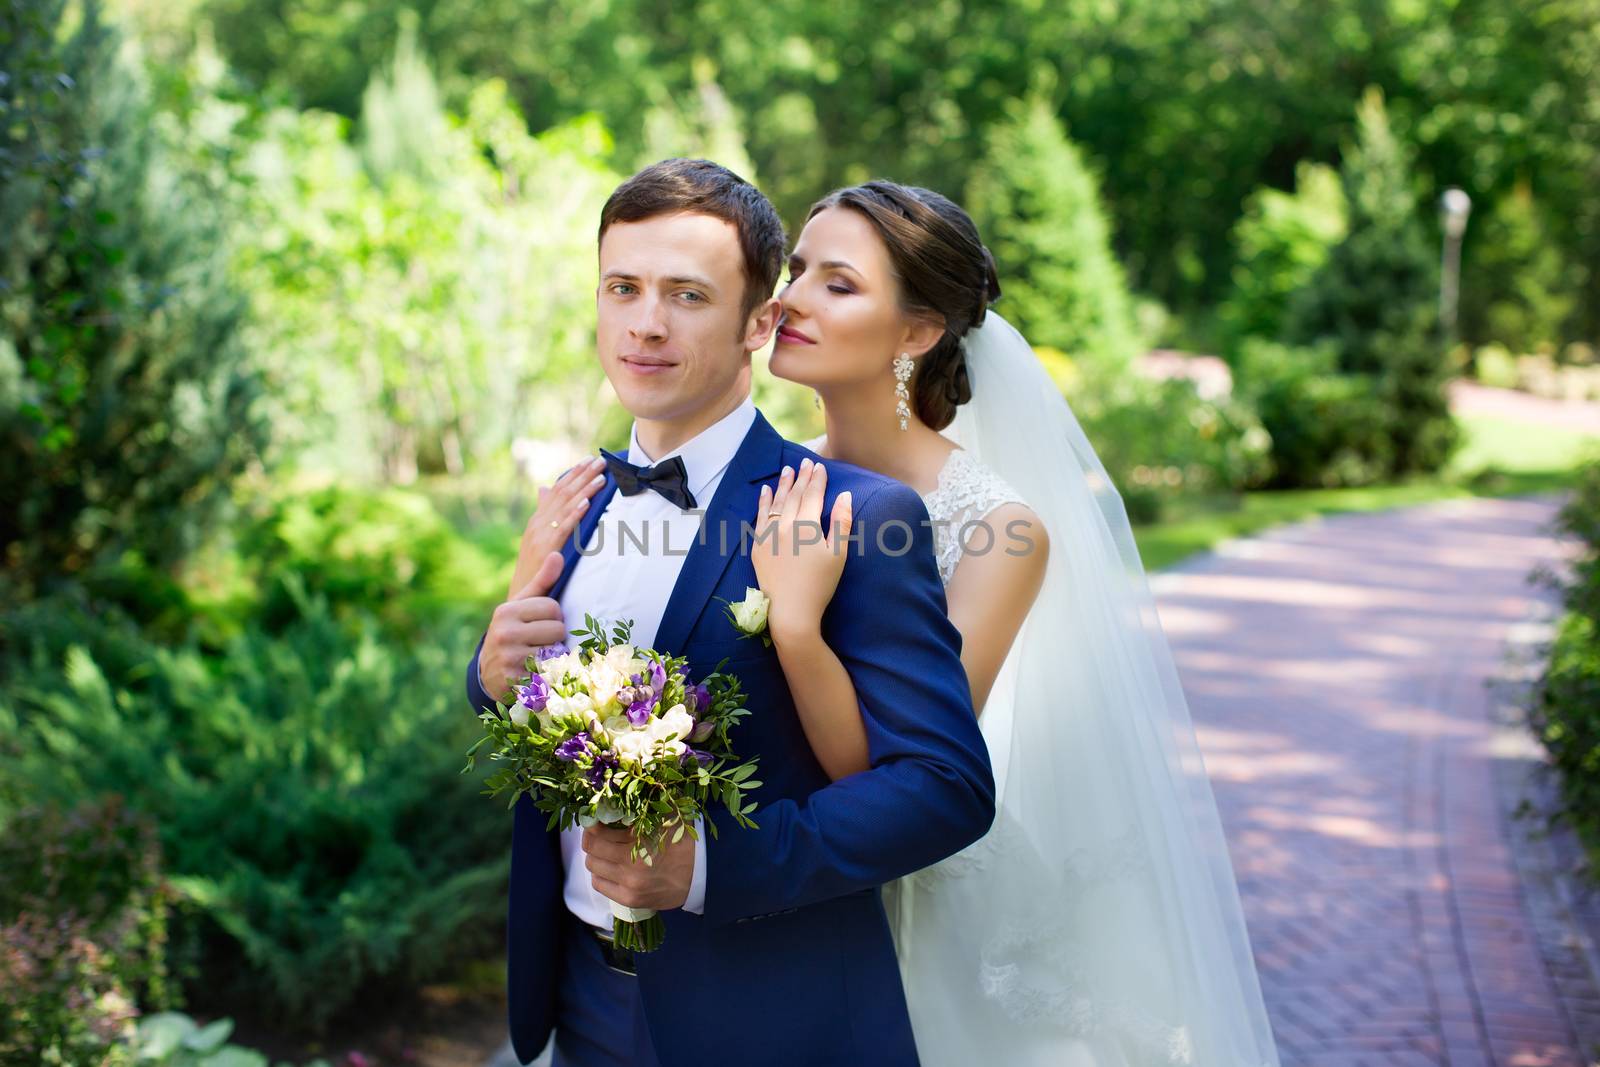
[547,692,596,721]
[612,730,653,768]
[728,586,770,636]
[508,702,530,727]
[643,704,691,759]
[603,643,646,676]
[586,665,628,711]
[539,652,580,683]
[655,704,695,744]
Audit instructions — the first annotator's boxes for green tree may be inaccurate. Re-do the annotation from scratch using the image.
[966,94,1139,369]
[0,0,267,597]
[178,0,1600,330]
[1461,181,1576,355]
[1219,162,1347,352]
[224,45,619,484]
[1287,88,1456,477]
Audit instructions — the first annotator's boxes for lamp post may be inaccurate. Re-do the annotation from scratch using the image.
[1439,187,1472,348]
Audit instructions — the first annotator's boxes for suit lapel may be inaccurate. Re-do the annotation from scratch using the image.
[652,409,787,655]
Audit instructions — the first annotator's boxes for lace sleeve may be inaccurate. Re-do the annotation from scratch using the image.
[920,450,1027,585]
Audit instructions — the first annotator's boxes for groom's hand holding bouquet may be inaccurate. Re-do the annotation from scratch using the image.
[466,607,762,952]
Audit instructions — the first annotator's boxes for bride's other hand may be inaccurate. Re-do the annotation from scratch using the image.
[508,455,607,599]
[751,458,853,644]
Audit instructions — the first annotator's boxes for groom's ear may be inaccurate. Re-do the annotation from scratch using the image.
[742,296,782,354]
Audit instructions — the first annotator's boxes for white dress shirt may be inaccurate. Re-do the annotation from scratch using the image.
[557,395,758,929]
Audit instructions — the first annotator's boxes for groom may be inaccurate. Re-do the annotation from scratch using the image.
[466,158,995,1066]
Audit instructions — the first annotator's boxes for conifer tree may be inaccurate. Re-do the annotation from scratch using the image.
[0,0,266,595]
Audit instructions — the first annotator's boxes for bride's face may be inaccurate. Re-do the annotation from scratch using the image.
[771,207,917,391]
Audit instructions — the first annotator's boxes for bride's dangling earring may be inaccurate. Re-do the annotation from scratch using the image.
[813,390,821,410]
[893,353,913,431]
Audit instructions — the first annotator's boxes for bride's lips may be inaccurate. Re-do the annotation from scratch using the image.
[776,325,816,346]
[620,354,678,375]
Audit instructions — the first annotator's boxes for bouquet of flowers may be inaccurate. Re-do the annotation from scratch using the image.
[465,614,762,951]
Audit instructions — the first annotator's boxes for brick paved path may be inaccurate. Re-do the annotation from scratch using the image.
[1153,495,1583,1067]
[1448,381,1600,436]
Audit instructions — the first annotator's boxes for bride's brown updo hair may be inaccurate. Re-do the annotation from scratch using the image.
[806,180,1002,431]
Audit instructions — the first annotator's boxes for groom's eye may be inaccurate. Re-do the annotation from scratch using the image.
[678,291,706,304]
[610,283,637,296]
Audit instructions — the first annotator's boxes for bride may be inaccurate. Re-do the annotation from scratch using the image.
[751,180,1282,1066]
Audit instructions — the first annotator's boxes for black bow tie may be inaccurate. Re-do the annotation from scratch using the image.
[599,448,698,510]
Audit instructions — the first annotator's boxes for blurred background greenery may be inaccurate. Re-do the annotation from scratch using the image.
[3,0,1598,1062]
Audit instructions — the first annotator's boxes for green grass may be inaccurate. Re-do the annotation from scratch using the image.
[1134,413,1600,572]
[1446,414,1600,475]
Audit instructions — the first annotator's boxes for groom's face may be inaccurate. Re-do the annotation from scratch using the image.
[596,211,765,426]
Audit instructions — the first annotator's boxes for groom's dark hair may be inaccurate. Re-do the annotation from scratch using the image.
[599,158,786,320]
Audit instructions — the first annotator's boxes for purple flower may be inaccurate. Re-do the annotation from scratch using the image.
[516,673,550,712]
[689,720,715,743]
[685,748,713,765]
[626,698,653,727]
[555,732,591,762]
[586,750,618,788]
[649,660,667,692]
[536,643,570,661]
[688,683,711,714]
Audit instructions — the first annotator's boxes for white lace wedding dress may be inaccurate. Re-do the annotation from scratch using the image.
[901,447,1150,1067]
[797,312,1280,1067]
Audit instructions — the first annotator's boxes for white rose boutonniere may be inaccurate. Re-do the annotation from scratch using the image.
[717,586,772,648]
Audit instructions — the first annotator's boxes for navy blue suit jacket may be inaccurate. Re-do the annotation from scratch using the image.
[467,409,995,1066]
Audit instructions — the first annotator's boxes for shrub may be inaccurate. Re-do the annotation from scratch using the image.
[1234,339,1394,488]
[1473,344,1521,390]
[0,799,177,1010]
[216,482,505,639]
[1046,348,1274,523]
[0,586,509,1033]
[0,797,176,1067]
[1530,459,1600,859]
[0,910,139,1067]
